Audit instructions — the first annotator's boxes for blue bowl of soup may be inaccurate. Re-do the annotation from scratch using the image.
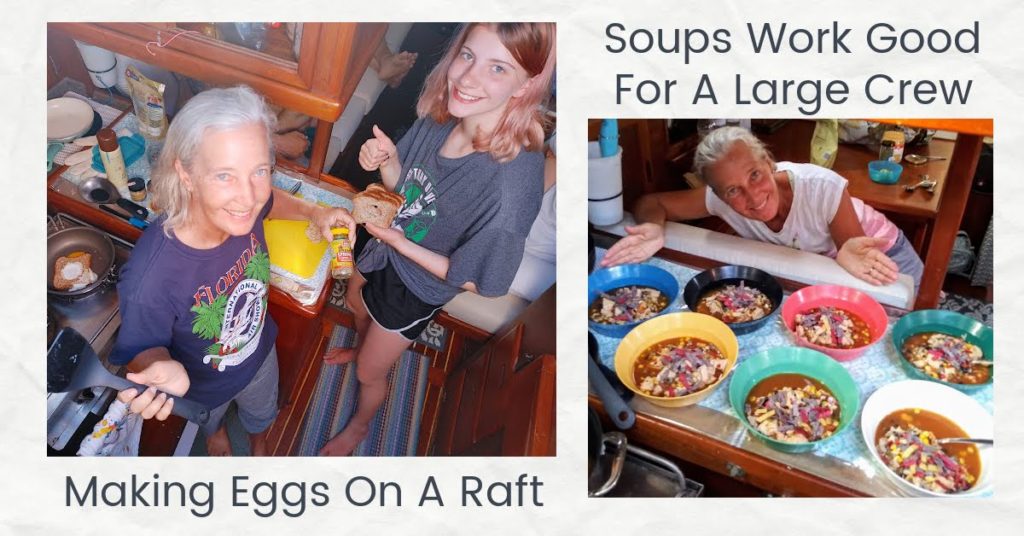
[588,264,680,338]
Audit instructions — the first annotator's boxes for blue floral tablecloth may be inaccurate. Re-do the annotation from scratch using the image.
[592,249,993,488]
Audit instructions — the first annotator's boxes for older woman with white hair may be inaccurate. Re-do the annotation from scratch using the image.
[109,85,355,456]
[602,126,924,290]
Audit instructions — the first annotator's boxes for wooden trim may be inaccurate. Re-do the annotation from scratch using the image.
[52,23,343,121]
[914,134,985,309]
[306,119,333,178]
[528,355,556,455]
[435,311,493,342]
[319,173,358,193]
[295,24,321,89]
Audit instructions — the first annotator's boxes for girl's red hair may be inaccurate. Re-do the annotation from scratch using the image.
[416,23,556,163]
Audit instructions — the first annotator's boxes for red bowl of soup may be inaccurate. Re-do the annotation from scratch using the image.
[781,285,888,362]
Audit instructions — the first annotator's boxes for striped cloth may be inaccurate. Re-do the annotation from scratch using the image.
[296,325,429,456]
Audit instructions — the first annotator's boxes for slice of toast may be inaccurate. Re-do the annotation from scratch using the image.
[53,253,94,290]
[352,183,404,228]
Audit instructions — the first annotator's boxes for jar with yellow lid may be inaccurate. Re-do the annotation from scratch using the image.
[329,228,354,280]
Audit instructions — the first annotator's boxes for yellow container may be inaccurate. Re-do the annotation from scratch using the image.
[614,312,739,408]
[263,219,329,279]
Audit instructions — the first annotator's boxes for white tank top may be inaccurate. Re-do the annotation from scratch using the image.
[704,162,898,257]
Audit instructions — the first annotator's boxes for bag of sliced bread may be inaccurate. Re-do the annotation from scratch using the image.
[125,65,167,140]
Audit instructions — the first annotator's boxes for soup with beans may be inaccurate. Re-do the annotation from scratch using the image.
[794,307,871,349]
[901,332,990,385]
[744,374,841,443]
[633,337,727,398]
[875,408,981,494]
[589,286,669,325]
[697,282,773,324]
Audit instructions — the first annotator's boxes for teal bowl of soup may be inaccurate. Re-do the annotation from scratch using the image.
[728,347,860,453]
[891,309,993,393]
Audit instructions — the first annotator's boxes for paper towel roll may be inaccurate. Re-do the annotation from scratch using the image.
[74,41,118,88]
[588,141,623,225]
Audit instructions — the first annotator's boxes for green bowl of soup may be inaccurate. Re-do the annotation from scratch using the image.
[728,346,860,453]
[891,309,993,392]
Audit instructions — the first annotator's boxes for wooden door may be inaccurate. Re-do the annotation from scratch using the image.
[430,287,556,456]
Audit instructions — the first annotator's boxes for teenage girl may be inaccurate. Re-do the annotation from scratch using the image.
[319,23,556,455]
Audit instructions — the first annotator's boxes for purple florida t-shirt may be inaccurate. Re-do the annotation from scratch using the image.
[110,199,278,409]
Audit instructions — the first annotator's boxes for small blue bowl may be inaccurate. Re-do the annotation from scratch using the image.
[588,264,679,338]
[868,160,903,184]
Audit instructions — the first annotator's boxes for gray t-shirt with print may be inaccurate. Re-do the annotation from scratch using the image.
[356,118,544,305]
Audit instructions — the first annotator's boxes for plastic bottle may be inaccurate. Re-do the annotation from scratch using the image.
[881,129,905,163]
[96,128,129,190]
[128,177,147,202]
[598,119,619,157]
[329,228,354,279]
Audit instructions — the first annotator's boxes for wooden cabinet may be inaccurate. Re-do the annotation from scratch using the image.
[431,286,556,456]
[49,22,385,180]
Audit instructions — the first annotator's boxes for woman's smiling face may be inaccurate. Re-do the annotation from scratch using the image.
[182,123,273,244]
[446,25,530,130]
[707,141,780,222]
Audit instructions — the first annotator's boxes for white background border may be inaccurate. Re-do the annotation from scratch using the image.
[3,1,1022,533]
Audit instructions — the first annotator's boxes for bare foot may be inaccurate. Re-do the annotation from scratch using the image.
[319,422,370,456]
[323,347,357,365]
[206,425,232,456]
[250,430,269,457]
[378,51,417,88]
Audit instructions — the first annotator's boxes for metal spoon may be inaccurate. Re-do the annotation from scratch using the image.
[936,437,993,446]
[904,176,937,193]
[904,154,947,165]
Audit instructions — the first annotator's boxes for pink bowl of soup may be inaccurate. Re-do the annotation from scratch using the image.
[781,285,888,362]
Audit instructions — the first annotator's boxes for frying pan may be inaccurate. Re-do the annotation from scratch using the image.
[46,226,115,297]
[588,332,635,429]
[47,327,210,425]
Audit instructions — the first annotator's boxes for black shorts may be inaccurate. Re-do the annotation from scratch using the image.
[353,227,442,340]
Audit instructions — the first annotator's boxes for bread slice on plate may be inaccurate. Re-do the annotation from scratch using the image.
[352,183,404,228]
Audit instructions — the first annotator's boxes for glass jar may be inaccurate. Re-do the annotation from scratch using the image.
[878,140,895,162]
[329,228,354,280]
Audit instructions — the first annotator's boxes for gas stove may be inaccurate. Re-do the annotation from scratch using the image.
[46,213,131,453]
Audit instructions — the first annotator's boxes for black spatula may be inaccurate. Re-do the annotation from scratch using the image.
[47,327,210,425]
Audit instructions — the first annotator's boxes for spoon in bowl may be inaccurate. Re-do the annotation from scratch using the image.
[936,437,993,446]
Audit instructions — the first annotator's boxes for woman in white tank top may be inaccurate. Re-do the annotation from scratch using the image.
[602,127,923,289]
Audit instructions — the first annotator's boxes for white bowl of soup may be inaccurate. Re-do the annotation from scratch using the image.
[860,380,993,497]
